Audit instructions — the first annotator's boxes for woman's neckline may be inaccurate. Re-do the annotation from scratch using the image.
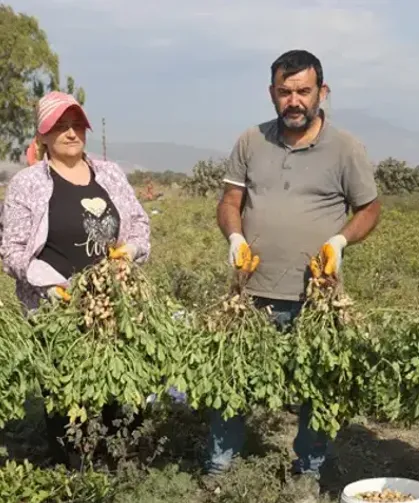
[49,162,93,187]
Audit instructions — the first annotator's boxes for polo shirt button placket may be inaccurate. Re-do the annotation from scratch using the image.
[282,151,292,191]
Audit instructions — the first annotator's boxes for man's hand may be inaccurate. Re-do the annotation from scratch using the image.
[228,233,260,272]
[320,234,348,276]
[229,233,248,267]
[109,243,136,261]
[47,285,71,303]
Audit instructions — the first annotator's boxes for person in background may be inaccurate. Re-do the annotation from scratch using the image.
[210,50,380,491]
[0,90,150,465]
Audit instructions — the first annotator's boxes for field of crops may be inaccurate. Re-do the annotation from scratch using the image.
[1,188,419,503]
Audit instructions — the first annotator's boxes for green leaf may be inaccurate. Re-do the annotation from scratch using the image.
[213,395,222,410]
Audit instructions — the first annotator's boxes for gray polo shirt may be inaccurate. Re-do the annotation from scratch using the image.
[223,116,378,302]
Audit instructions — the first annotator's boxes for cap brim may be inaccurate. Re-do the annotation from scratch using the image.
[38,103,92,135]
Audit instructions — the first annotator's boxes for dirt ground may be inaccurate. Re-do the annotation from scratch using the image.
[2,399,419,502]
[278,411,419,501]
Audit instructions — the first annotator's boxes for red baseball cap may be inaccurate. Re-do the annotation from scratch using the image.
[36,91,92,135]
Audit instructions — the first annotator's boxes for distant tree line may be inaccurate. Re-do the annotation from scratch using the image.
[125,156,419,198]
[128,170,188,187]
[180,156,419,198]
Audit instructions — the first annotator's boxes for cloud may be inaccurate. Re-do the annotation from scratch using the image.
[32,0,415,92]
[10,0,419,145]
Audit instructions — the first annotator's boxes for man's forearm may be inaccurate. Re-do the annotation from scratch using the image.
[341,199,381,244]
[217,201,243,240]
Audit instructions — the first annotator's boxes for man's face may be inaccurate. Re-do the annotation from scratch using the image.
[269,67,326,132]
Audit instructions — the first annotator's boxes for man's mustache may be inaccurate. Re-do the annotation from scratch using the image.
[284,107,307,115]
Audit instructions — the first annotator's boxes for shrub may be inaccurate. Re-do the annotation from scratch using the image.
[182,158,228,197]
[374,157,419,195]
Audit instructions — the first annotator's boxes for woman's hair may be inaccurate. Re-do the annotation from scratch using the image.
[26,137,47,166]
[35,138,47,161]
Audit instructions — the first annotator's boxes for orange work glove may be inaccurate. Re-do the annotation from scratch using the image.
[228,233,260,273]
[319,234,348,276]
[109,243,136,261]
[47,285,71,303]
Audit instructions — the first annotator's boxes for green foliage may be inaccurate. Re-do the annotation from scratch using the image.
[182,158,228,197]
[62,75,86,106]
[366,311,419,425]
[342,206,419,309]
[144,195,228,307]
[30,261,188,421]
[114,464,199,503]
[285,300,374,438]
[0,298,35,427]
[208,452,288,503]
[0,459,111,502]
[1,194,419,440]
[165,294,291,419]
[3,190,419,501]
[25,255,411,441]
[0,4,58,161]
[374,157,419,195]
[0,5,85,161]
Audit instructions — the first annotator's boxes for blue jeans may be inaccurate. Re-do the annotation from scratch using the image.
[206,298,329,476]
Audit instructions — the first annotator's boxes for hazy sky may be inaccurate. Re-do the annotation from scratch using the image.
[11,0,419,151]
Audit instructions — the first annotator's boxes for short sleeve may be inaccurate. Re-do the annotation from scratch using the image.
[223,132,249,187]
[341,138,378,208]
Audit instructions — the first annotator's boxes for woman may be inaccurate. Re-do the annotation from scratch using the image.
[0,90,150,466]
[1,90,150,311]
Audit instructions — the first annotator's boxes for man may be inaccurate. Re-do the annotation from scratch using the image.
[208,50,380,485]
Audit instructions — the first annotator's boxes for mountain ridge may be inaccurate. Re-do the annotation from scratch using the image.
[1,110,418,175]
[85,110,419,173]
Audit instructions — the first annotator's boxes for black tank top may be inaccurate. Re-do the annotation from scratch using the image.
[37,167,121,279]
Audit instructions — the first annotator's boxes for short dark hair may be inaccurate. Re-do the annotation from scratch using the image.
[270,50,323,88]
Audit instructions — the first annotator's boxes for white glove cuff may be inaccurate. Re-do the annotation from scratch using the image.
[328,234,348,250]
[228,232,244,243]
[124,243,137,260]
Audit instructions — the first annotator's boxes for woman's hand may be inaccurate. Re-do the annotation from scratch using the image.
[47,284,71,302]
[109,243,136,261]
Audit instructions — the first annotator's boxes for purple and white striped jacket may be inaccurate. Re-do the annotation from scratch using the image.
[0,156,150,311]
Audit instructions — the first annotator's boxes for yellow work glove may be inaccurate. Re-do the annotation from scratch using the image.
[47,285,71,303]
[319,234,347,276]
[109,243,136,261]
[228,233,260,273]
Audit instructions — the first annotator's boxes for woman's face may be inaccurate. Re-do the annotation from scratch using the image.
[40,107,87,159]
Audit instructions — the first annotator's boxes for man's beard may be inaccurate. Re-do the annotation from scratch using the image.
[277,97,320,132]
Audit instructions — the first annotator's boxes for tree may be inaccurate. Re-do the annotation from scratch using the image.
[0,5,85,161]
[63,75,85,106]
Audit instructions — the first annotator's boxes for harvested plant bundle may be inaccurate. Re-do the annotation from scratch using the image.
[166,292,293,419]
[31,257,188,421]
[27,251,419,438]
[284,267,374,438]
[0,299,34,427]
